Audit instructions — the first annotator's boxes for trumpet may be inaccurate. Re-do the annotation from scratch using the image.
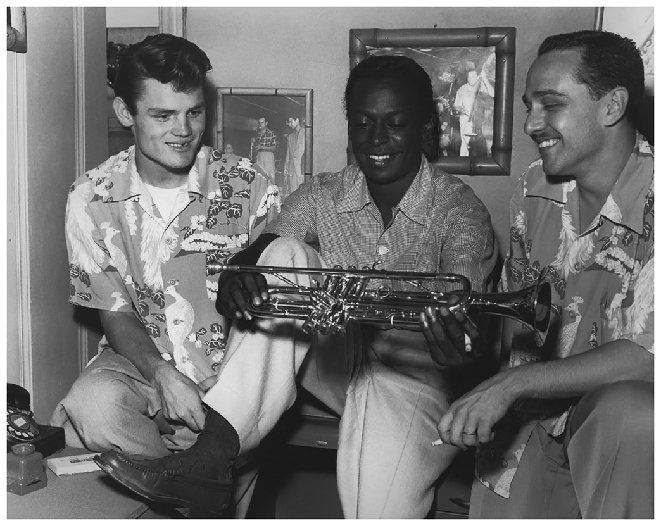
[210,264,551,347]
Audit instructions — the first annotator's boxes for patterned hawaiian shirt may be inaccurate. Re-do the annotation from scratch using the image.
[66,145,280,383]
[476,135,654,497]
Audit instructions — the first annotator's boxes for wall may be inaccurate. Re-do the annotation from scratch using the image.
[187,6,596,255]
[7,7,108,421]
[106,6,159,27]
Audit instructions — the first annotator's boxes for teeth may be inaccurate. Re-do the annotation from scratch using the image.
[369,154,390,161]
[538,139,559,149]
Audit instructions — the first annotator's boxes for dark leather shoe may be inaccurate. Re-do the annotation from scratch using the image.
[94,450,233,515]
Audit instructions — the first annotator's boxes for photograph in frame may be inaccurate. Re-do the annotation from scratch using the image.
[215,88,313,199]
[349,27,516,175]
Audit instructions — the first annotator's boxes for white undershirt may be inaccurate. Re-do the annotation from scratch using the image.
[143,182,187,221]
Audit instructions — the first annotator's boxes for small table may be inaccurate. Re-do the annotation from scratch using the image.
[7,447,149,519]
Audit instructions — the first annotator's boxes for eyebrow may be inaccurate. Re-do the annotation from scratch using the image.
[522,89,568,104]
[147,103,205,113]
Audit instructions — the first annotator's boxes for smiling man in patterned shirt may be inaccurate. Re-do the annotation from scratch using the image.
[436,30,653,519]
[51,33,279,517]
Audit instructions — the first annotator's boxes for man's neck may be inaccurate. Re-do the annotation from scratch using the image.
[575,127,636,231]
[137,161,191,189]
[366,170,419,228]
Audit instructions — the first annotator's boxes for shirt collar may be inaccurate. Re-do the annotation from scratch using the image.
[525,135,653,234]
[336,156,431,226]
[103,145,212,203]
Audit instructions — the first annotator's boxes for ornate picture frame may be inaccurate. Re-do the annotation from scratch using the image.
[349,27,516,175]
[214,87,313,199]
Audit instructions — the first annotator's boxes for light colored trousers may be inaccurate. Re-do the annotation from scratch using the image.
[254,150,276,179]
[469,380,654,519]
[53,237,459,518]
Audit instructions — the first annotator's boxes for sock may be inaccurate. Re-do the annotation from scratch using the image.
[199,404,240,460]
[160,405,239,479]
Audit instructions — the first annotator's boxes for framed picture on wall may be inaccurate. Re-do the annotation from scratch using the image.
[214,87,313,199]
[595,7,653,143]
[349,27,516,175]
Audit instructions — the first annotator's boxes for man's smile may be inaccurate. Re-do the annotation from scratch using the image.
[537,138,560,149]
[166,141,193,151]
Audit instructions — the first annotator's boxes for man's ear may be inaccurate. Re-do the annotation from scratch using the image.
[113,97,134,128]
[602,87,629,126]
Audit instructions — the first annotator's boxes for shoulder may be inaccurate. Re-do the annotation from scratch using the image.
[71,148,132,197]
[316,165,358,195]
[428,165,486,209]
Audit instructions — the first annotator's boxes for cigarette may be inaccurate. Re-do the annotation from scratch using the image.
[432,438,444,446]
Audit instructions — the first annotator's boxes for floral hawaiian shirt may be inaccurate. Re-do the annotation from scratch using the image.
[66,145,280,383]
[476,135,654,498]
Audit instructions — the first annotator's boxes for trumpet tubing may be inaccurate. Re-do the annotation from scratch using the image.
[210,264,551,346]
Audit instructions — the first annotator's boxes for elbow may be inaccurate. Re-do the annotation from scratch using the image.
[631,342,654,382]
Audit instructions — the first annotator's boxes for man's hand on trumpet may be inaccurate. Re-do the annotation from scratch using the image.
[216,268,268,321]
[419,296,485,368]
[215,233,279,321]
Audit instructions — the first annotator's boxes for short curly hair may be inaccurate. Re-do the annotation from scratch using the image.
[343,54,435,123]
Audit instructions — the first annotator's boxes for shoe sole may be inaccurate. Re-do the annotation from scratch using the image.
[95,457,229,515]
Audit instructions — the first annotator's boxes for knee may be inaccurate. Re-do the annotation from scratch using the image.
[259,236,321,268]
[572,381,653,439]
[60,371,141,448]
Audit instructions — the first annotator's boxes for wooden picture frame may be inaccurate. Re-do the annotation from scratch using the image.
[349,27,516,175]
[7,7,27,53]
[215,87,313,198]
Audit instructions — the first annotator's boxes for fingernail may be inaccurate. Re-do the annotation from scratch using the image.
[432,438,444,446]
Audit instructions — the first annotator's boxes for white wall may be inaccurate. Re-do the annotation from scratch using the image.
[106,6,159,28]
[186,6,596,255]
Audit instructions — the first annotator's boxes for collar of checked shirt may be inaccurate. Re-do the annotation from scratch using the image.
[334,155,433,228]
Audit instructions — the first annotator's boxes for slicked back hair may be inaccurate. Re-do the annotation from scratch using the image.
[113,33,212,115]
[538,30,644,119]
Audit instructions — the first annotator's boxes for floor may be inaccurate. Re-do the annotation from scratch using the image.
[136,445,472,519]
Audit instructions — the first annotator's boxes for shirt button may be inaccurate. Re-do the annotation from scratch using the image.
[377,245,389,255]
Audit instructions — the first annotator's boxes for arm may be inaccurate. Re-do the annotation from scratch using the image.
[479,71,495,98]
[99,310,207,431]
[295,129,306,159]
[422,180,497,367]
[437,338,652,448]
